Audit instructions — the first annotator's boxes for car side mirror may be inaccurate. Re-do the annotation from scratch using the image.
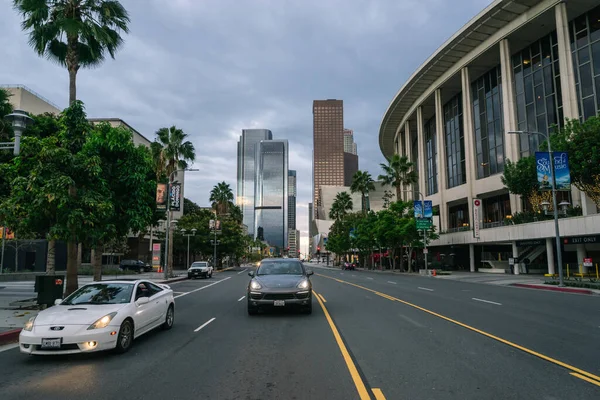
[248,271,255,277]
[307,270,314,276]
[54,298,62,306]
[136,297,150,306]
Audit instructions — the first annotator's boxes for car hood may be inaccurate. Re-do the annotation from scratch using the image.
[34,303,127,326]
[254,275,306,289]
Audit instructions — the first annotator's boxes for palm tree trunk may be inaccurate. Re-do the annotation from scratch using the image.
[92,245,102,281]
[396,185,402,203]
[46,238,56,275]
[77,243,82,269]
[167,211,174,277]
[68,68,77,104]
[65,185,78,295]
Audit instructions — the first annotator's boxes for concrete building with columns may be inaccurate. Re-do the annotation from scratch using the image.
[379,0,600,274]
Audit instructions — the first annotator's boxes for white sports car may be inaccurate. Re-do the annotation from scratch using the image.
[19,279,175,355]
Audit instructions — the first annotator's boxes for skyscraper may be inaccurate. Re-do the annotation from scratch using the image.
[343,129,358,155]
[237,129,273,235]
[288,170,297,230]
[313,99,344,219]
[254,140,289,249]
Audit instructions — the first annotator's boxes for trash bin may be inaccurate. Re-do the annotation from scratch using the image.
[35,275,65,307]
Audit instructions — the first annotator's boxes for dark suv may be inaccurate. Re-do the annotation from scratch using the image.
[119,259,152,273]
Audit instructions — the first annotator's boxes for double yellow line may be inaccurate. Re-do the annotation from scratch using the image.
[316,273,600,388]
[313,290,387,400]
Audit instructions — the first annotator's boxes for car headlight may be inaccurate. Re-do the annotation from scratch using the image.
[250,281,262,290]
[87,312,117,330]
[297,279,310,290]
[23,316,36,331]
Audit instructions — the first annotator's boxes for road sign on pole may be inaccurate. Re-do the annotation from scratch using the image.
[416,218,432,230]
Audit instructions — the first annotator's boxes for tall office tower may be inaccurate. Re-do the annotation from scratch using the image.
[237,129,273,236]
[313,99,344,219]
[343,129,358,155]
[254,140,289,249]
[288,170,297,230]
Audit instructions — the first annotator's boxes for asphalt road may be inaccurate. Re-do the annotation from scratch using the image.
[0,265,598,399]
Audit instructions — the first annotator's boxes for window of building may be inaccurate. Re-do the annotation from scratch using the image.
[411,131,420,198]
[570,5,600,120]
[482,193,511,228]
[448,202,469,231]
[444,94,466,188]
[424,116,438,195]
[471,65,505,179]
[513,31,563,157]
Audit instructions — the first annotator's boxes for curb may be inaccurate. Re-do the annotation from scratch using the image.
[0,329,21,346]
[511,283,595,295]
[158,276,188,284]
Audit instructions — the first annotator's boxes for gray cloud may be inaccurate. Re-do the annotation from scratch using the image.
[0,0,492,254]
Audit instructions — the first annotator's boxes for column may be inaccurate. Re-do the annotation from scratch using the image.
[404,121,412,201]
[435,89,447,232]
[546,238,555,275]
[469,244,475,272]
[461,67,477,226]
[417,106,427,200]
[499,39,522,214]
[512,242,520,275]
[555,1,584,211]
[576,244,586,273]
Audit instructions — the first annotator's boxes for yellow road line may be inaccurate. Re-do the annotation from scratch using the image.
[216,267,235,273]
[312,290,371,400]
[316,273,600,385]
[372,388,387,400]
[570,373,600,387]
[318,293,327,303]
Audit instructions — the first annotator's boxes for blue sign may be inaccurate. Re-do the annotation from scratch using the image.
[349,229,356,239]
[323,237,328,245]
[535,152,571,191]
[414,201,433,218]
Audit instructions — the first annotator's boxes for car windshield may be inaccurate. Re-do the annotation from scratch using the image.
[257,262,304,276]
[191,262,208,268]
[61,283,134,305]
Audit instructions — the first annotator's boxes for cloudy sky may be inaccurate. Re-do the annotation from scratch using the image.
[0,0,492,254]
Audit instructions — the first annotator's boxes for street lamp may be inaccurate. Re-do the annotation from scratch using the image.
[1,110,34,274]
[181,228,197,269]
[401,189,430,274]
[164,168,199,279]
[508,130,565,286]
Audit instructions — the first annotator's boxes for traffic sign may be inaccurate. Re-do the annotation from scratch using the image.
[416,218,432,230]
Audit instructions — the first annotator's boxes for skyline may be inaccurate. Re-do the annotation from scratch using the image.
[0,0,493,255]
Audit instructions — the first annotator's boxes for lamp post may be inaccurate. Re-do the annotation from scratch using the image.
[164,168,199,279]
[508,130,565,287]
[1,110,34,274]
[401,190,429,274]
[181,228,197,269]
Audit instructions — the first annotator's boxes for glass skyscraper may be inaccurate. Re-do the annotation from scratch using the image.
[237,129,273,235]
[288,170,297,230]
[254,140,289,249]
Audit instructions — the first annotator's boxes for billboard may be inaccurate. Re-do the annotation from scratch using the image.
[170,183,182,211]
[535,152,571,191]
[156,183,167,210]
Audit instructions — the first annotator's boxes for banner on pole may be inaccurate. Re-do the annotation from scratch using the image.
[473,198,482,239]
[156,183,167,210]
[535,151,571,191]
[170,183,182,211]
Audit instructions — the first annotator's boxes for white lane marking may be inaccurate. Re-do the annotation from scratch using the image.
[238,296,245,302]
[194,317,216,332]
[352,275,357,277]
[387,281,397,284]
[173,292,186,295]
[174,277,231,299]
[418,287,434,291]
[340,272,344,275]
[0,343,19,353]
[237,269,248,275]
[472,297,502,306]
[367,277,374,280]
[398,314,425,328]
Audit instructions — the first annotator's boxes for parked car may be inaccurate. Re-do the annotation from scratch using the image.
[342,261,355,270]
[188,261,213,279]
[119,259,152,273]
[19,280,174,355]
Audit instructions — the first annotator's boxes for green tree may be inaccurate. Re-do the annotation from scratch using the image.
[329,191,353,221]
[210,181,234,216]
[151,125,195,277]
[0,88,13,139]
[378,154,418,202]
[14,0,130,104]
[350,170,375,214]
[81,122,156,281]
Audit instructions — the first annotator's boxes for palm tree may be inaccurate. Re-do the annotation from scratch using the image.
[14,0,130,104]
[151,126,195,277]
[210,182,234,216]
[350,170,375,213]
[329,192,353,221]
[378,154,418,202]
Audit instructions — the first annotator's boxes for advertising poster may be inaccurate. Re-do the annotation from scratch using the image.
[170,183,182,211]
[535,151,571,191]
[156,183,167,210]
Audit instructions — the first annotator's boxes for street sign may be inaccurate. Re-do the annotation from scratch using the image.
[416,218,432,230]
[583,257,593,267]
[423,248,428,254]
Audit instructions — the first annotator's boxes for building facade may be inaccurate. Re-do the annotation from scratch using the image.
[237,129,273,235]
[2,84,61,115]
[344,129,358,155]
[254,140,289,249]
[379,0,600,273]
[288,170,297,230]
[313,100,345,219]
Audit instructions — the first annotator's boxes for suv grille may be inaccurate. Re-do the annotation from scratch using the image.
[263,293,295,300]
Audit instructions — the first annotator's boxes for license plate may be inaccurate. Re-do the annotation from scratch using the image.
[41,338,62,349]
[274,300,285,306]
